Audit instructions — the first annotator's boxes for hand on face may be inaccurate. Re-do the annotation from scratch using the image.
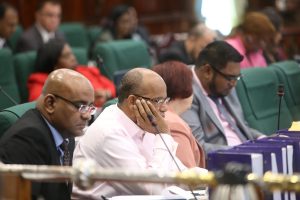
[133,99,169,134]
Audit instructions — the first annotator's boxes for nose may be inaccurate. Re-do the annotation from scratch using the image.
[228,79,238,87]
[81,112,92,121]
[159,103,168,113]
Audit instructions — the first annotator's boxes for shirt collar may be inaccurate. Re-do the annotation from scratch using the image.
[0,37,6,48]
[36,23,55,43]
[42,115,64,149]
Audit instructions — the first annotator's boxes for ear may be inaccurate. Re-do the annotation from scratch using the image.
[43,94,56,114]
[202,64,213,79]
[127,95,136,110]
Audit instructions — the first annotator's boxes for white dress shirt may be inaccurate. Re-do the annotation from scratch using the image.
[72,104,187,199]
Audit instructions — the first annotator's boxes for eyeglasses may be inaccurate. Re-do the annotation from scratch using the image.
[52,94,97,115]
[134,94,170,106]
[210,65,242,82]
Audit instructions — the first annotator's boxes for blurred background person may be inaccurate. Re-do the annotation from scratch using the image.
[158,23,217,65]
[261,7,287,64]
[16,0,64,53]
[27,39,116,107]
[97,4,150,45]
[152,61,205,168]
[225,12,276,69]
[0,2,18,50]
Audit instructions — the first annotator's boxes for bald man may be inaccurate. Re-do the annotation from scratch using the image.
[0,69,95,200]
[72,68,188,198]
[159,23,217,64]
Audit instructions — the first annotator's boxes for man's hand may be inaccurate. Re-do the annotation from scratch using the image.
[133,99,169,134]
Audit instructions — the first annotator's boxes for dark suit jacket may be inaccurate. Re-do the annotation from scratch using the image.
[0,109,74,200]
[158,41,194,64]
[16,25,65,53]
[181,66,262,154]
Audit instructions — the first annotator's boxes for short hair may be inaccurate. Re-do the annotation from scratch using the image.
[195,41,243,70]
[241,12,276,37]
[152,61,193,100]
[0,2,15,20]
[34,38,66,73]
[110,4,131,23]
[36,0,61,11]
[118,70,143,103]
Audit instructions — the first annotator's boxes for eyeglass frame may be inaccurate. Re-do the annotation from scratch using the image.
[209,64,242,82]
[133,94,170,106]
[52,94,97,115]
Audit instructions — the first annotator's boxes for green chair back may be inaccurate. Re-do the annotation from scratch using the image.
[8,25,23,52]
[72,47,88,65]
[236,67,293,134]
[270,61,300,120]
[92,40,151,80]
[14,51,36,102]
[87,26,102,47]
[0,49,20,110]
[0,101,36,138]
[59,22,89,49]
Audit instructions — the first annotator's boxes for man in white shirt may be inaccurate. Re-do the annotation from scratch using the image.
[72,68,191,199]
[0,3,18,50]
[16,0,64,53]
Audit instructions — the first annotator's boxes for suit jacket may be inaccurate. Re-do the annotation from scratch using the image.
[158,41,194,64]
[0,109,74,200]
[16,25,65,53]
[181,68,262,154]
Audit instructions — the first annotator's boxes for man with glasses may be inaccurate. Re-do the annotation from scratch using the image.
[0,68,95,199]
[181,41,263,154]
[16,0,64,53]
[72,68,195,198]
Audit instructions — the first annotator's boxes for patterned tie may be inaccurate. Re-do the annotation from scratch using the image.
[60,139,71,166]
[210,96,247,142]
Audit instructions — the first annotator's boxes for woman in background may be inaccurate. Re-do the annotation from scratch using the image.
[152,61,205,168]
[28,38,116,107]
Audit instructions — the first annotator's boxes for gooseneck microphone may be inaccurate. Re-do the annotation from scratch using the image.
[147,114,197,200]
[0,86,18,106]
[277,84,284,131]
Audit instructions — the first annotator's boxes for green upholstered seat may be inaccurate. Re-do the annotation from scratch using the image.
[13,51,37,102]
[0,101,36,138]
[8,25,23,52]
[236,67,293,134]
[87,26,102,47]
[59,22,89,49]
[270,61,300,120]
[91,39,151,80]
[72,47,88,65]
[0,49,20,110]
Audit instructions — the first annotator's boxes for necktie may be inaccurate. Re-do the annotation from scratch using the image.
[60,139,71,166]
[210,96,246,142]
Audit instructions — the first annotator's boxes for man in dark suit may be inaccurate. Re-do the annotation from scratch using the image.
[181,41,263,154]
[16,0,64,53]
[0,68,95,200]
[0,2,18,50]
[158,23,216,65]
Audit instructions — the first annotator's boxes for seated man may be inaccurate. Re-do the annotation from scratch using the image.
[0,2,18,50]
[72,68,203,198]
[0,68,95,200]
[181,41,263,154]
[158,23,217,65]
[16,0,64,53]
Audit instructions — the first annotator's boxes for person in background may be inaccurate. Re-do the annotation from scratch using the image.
[181,41,264,154]
[97,4,150,45]
[0,68,95,200]
[158,23,216,65]
[261,7,287,64]
[0,2,18,50]
[225,12,276,69]
[16,0,64,53]
[28,39,116,107]
[152,61,206,168]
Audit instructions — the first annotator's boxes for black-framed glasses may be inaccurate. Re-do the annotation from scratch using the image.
[134,94,170,106]
[210,65,242,82]
[52,94,97,115]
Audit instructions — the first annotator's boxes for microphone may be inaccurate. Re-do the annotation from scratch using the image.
[277,84,284,131]
[0,86,18,106]
[96,55,104,69]
[147,114,197,200]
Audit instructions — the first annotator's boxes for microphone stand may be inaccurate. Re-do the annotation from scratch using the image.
[277,84,284,131]
[0,86,18,106]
